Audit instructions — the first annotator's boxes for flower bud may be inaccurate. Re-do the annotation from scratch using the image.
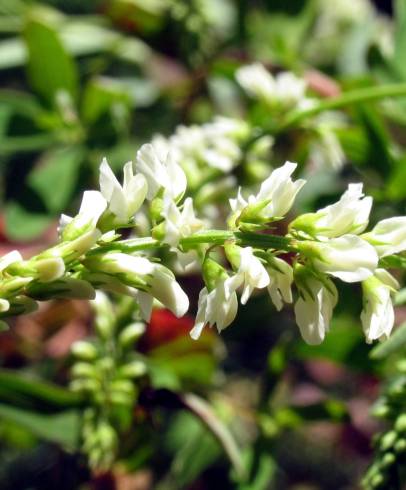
[71,340,98,360]
[6,257,65,283]
[92,291,115,339]
[119,360,147,378]
[380,431,397,451]
[0,298,10,313]
[27,277,95,300]
[71,362,98,379]
[118,322,146,347]
[395,414,406,433]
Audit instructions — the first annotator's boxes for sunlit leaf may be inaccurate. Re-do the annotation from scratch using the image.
[0,404,80,450]
[24,17,78,103]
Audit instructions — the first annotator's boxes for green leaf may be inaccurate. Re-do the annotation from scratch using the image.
[28,146,84,213]
[0,369,83,410]
[24,17,78,103]
[164,411,222,487]
[387,154,406,201]
[81,77,132,124]
[0,403,80,450]
[4,200,52,241]
[355,106,394,177]
[370,322,406,359]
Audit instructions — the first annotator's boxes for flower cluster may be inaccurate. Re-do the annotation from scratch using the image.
[0,116,405,348]
[71,292,147,470]
[235,63,347,171]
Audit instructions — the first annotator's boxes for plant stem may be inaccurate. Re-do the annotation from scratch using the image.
[279,82,406,131]
[111,230,292,253]
[245,82,406,149]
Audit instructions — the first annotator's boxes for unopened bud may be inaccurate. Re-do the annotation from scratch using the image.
[92,291,115,339]
[110,379,135,396]
[71,340,98,360]
[119,360,147,378]
[0,298,9,313]
[119,322,145,347]
[395,414,406,433]
[381,452,395,468]
[70,378,100,393]
[381,431,397,451]
[395,438,406,453]
[71,362,98,379]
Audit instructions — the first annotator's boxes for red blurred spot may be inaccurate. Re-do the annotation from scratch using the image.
[141,309,195,351]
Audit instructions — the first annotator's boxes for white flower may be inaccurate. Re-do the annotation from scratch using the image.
[0,298,9,313]
[236,63,306,107]
[61,191,107,240]
[32,257,65,282]
[307,111,347,171]
[190,280,238,340]
[226,247,270,305]
[267,257,293,311]
[162,197,204,247]
[136,143,187,201]
[86,253,189,318]
[309,130,346,171]
[230,161,306,222]
[299,235,378,283]
[361,269,399,343]
[294,273,338,345]
[363,217,406,258]
[291,183,372,238]
[236,63,276,104]
[203,116,249,140]
[274,72,307,107]
[0,251,23,274]
[99,158,147,224]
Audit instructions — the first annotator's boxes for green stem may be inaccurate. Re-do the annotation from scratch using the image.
[279,83,406,131]
[104,230,292,253]
[245,82,406,149]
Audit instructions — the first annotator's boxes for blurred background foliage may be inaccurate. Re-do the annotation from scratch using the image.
[1,0,406,489]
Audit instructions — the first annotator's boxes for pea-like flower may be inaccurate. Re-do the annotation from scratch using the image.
[290,183,372,238]
[363,217,406,258]
[230,161,306,224]
[190,280,238,340]
[161,197,204,247]
[236,63,307,108]
[225,246,270,305]
[298,234,378,283]
[0,251,23,274]
[99,158,147,225]
[84,252,189,318]
[266,257,294,311]
[136,143,187,201]
[294,266,338,345]
[60,190,107,241]
[361,269,399,343]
